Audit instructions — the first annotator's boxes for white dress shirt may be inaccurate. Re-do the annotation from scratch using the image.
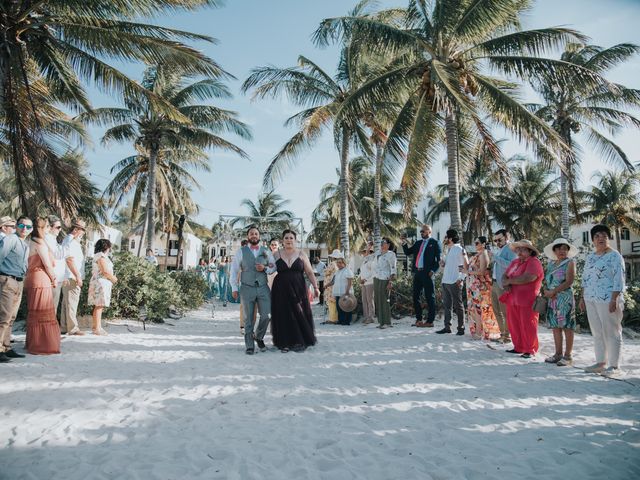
[359,254,377,286]
[230,246,276,292]
[45,233,67,282]
[332,267,354,296]
[374,251,397,280]
[63,234,85,282]
[314,261,326,281]
[442,243,467,285]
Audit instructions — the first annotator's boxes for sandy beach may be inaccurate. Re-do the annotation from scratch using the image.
[2,303,639,480]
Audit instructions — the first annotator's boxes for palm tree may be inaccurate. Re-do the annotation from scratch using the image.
[584,170,640,252]
[529,43,640,238]
[1,0,225,214]
[81,64,251,251]
[314,0,605,231]
[492,161,560,244]
[231,191,295,237]
[241,2,388,257]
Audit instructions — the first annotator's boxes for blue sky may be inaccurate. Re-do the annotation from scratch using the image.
[84,0,640,232]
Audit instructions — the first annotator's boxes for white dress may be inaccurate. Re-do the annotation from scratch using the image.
[88,252,114,307]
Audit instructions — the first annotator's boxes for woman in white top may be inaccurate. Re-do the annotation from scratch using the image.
[88,239,118,335]
[374,238,397,329]
[325,251,354,325]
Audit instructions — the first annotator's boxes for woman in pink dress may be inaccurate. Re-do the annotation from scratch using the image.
[500,239,544,358]
[25,217,61,355]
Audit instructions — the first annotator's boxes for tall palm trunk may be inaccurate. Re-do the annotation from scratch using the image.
[445,113,463,232]
[146,147,158,252]
[339,129,350,257]
[559,130,572,239]
[373,142,383,254]
[615,226,622,253]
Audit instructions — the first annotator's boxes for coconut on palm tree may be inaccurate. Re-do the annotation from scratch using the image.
[529,43,640,237]
[584,170,640,252]
[314,0,608,231]
[1,0,226,214]
[81,63,251,251]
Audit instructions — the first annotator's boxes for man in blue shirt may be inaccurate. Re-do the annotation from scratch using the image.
[0,216,32,362]
[490,229,517,343]
[401,225,441,327]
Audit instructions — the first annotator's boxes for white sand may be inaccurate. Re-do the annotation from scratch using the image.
[2,303,639,480]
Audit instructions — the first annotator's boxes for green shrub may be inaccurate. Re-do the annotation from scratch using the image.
[170,269,208,311]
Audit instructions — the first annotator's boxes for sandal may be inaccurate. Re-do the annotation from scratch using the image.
[544,353,562,364]
[557,356,573,366]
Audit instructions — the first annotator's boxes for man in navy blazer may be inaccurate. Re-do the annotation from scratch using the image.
[401,225,441,327]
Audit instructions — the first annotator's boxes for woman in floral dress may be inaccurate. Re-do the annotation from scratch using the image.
[88,239,117,335]
[465,236,500,340]
[543,238,578,366]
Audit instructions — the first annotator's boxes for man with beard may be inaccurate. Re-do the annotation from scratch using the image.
[231,226,276,354]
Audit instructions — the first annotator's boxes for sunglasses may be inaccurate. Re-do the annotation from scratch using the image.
[53,226,62,230]
[17,223,33,230]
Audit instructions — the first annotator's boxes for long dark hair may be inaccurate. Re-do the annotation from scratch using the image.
[31,217,47,241]
[282,229,297,239]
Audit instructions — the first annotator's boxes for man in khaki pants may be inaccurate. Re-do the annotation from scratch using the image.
[490,229,517,343]
[61,219,86,335]
[0,216,32,362]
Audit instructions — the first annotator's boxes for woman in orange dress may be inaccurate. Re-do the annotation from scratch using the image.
[25,217,61,355]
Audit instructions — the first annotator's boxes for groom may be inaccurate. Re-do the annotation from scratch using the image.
[230,225,276,355]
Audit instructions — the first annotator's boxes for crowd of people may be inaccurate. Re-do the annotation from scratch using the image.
[0,215,116,362]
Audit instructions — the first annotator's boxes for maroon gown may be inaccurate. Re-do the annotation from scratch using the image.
[270,257,316,351]
[25,252,61,355]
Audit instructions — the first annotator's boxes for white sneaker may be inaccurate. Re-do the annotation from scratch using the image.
[602,367,622,377]
[584,363,605,374]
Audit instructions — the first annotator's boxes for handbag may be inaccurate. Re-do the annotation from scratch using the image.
[532,295,548,314]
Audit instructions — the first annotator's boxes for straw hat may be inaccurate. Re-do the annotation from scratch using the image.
[71,218,87,230]
[338,294,358,313]
[0,216,15,227]
[543,238,579,260]
[509,239,540,256]
[329,249,345,259]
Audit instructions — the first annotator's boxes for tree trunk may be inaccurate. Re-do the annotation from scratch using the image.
[616,226,621,253]
[444,113,462,232]
[339,129,350,258]
[373,142,383,255]
[559,130,572,239]
[146,148,158,252]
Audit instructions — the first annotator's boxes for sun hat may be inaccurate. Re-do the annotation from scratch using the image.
[509,239,540,256]
[543,238,579,260]
[338,294,358,313]
[71,218,87,230]
[329,249,345,259]
[0,216,15,227]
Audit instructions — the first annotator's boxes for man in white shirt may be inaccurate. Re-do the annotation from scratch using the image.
[358,245,376,324]
[437,229,468,335]
[313,256,327,304]
[61,219,87,335]
[45,215,67,322]
[230,226,276,354]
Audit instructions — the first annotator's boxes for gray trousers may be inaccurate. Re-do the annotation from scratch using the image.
[491,283,510,340]
[240,284,271,350]
[61,279,81,333]
[442,282,465,330]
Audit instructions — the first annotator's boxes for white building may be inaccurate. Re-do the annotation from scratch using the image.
[127,230,203,270]
[85,224,123,258]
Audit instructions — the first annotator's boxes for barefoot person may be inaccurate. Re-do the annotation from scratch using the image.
[230,226,276,355]
[270,229,318,352]
[88,239,118,335]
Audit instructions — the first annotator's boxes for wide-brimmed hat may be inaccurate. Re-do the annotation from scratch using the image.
[509,239,540,256]
[338,294,358,313]
[543,238,579,260]
[329,249,345,260]
[0,216,15,227]
[71,218,87,230]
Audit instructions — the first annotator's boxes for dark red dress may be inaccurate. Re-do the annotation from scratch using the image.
[270,257,316,351]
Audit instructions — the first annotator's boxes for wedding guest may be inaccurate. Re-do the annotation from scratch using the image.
[0,216,32,362]
[25,217,60,354]
[61,219,87,336]
[543,238,578,366]
[313,256,327,305]
[145,248,158,267]
[490,229,517,343]
[464,237,500,340]
[323,251,340,324]
[0,216,15,240]
[207,257,218,298]
[88,239,117,335]
[45,215,66,321]
[402,224,440,327]
[437,229,468,335]
[270,229,318,352]
[359,245,376,325]
[374,238,397,329]
[325,251,354,326]
[581,225,625,377]
[268,238,279,289]
[501,240,544,358]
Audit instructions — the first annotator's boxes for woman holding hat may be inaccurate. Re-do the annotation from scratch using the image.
[580,224,625,376]
[325,250,354,325]
[500,239,544,358]
[543,238,578,366]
